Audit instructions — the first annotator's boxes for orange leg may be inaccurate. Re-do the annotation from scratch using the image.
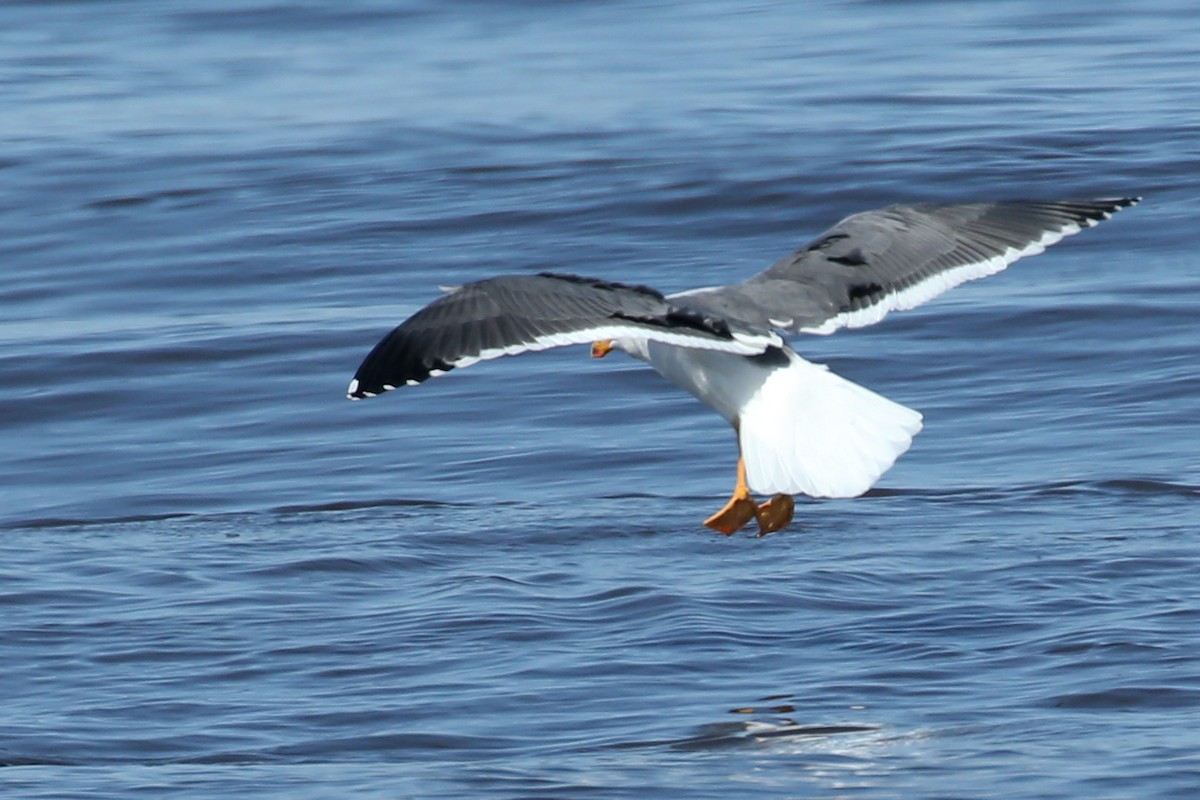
[704,457,759,535]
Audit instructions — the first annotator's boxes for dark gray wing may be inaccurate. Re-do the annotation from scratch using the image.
[348,272,779,399]
[672,198,1139,335]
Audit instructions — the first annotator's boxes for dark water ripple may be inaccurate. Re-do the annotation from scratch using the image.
[4,1,1200,798]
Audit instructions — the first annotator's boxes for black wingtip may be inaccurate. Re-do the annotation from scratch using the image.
[346,363,441,400]
[1060,197,1140,228]
[347,377,391,400]
[1089,196,1141,224]
[345,321,455,400]
[346,378,373,400]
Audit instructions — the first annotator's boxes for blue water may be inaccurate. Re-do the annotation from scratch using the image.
[3,1,1199,797]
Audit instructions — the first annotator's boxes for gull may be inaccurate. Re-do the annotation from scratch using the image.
[348,197,1138,535]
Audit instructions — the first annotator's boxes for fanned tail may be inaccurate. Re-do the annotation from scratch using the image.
[739,351,923,498]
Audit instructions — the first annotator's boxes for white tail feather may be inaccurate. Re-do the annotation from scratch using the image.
[739,352,923,498]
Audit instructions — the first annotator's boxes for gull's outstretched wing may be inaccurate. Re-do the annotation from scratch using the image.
[673,198,1139,335]
[348,272,780,399]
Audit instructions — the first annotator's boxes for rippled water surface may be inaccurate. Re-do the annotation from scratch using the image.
[3,1,1199,797]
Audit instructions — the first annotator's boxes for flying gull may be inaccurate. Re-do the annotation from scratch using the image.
[348,197,1138,535]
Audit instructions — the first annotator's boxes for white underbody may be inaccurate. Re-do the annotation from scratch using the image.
[615,338,924,498]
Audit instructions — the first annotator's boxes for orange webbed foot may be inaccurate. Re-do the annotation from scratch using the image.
[754,493,795,536]
[704,456,759,536]
[703,493,758,536]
